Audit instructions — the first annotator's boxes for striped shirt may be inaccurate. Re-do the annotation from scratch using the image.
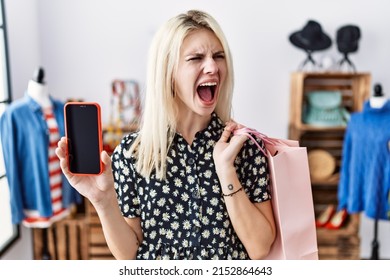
[23,107,70,228]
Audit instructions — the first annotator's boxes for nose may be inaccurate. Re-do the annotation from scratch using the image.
[203,57,218,74]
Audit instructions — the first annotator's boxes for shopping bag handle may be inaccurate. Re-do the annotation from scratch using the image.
[233,127,286,155]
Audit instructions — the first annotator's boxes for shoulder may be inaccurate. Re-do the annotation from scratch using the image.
[121,131,139,147]
[243,132,267,155]
[1,97,31,121]
[7,97,30,111]
[112,131,139,160]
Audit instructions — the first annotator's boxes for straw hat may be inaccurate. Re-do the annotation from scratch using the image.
[308,149,336,180]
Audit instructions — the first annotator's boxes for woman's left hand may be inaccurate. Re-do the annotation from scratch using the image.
[213,121,247,175]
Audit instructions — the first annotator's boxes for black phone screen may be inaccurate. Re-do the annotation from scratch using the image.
[65,103,102,175]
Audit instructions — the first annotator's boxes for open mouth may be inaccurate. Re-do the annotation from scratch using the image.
[197,82,217,103]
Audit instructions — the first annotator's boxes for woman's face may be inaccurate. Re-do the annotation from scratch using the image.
[174,29,227,118]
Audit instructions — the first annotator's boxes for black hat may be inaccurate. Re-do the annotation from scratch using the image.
[289,20,332,51]
[336,25,361,54]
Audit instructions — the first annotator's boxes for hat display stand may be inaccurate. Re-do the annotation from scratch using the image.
[298,50,318,71]
[336,25,361,73]
[337,52,356,72]
[289,20,332,72]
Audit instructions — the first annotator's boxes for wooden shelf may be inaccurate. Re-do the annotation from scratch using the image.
[33,121,138,260]
[293,124,346,132]
[311,173,340,186]
[85,197,115,260]
[102,122,139,132]
[102,122,139,153]
[289,72,371,131]
[32,214,88,260]
[316,214,360,260]
[88,123,139,259]
[288,71,371,260]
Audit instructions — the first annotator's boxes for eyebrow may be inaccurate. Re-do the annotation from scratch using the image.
[185,50,225,57]
[213,50,225,56]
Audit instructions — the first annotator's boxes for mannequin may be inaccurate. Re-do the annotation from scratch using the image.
[0,67,82,258]
[27,67,56,259]
[370,83,387,109]
[368,83,388,260]
[337,83,390,260]
[27,67,52,108]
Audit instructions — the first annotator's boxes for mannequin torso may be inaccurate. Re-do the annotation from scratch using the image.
[27,67,52,109]
[27,79,52,109]
[370,83,387,109]
[370,96,387,109]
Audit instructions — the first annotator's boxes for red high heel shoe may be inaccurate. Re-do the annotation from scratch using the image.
[316,205,335,227]
[325,209,348,230]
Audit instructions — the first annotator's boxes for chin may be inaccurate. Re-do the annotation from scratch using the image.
[195,107,216,118]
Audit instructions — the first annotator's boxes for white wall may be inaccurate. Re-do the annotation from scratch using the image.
[32,0,390,137]
[0,0,40,260]
[3,0,390,259]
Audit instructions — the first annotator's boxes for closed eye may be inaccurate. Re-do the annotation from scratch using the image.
[213,51,225,60]
[186,55,203,62]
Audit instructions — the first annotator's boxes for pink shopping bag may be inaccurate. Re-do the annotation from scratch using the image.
[234,128,319,260]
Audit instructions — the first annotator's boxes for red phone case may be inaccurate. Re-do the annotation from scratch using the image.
[64,102,103,176]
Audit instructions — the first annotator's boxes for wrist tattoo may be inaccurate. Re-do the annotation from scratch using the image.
[227,184,234,190]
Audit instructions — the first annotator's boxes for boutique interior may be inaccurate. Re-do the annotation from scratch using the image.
[0,0,389,260]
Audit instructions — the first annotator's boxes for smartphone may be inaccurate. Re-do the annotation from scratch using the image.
[64,102,103,175]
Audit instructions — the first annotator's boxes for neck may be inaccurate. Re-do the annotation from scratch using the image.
[370,96,387,109]
[176,112,211,145]
[27,80,51,108]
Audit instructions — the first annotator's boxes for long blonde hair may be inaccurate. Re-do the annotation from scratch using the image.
[131,10,234,180]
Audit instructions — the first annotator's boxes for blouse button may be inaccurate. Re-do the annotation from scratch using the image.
[192,191,200,199]
[188,158,195,165]
[193,225,201,233]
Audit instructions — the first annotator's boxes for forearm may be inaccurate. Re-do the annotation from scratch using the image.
[219,168,275,259]
[93,192,139,259]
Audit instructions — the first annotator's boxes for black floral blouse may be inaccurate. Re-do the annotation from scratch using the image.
[112,113,270,260]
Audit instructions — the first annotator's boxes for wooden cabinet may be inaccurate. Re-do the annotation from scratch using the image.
[32,124,138,260]
[103,123,139,154]
[288,72,371,259]
[85,200,115,259]
[84,123,139,259]
[32,214,88,260]
[289,72,370,138]
[32,200,116,260]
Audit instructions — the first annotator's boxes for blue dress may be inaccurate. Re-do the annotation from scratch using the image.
[338,100,390,220]
[112,113,271,259]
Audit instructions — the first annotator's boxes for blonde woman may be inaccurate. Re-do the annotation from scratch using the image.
[56,10,275,260]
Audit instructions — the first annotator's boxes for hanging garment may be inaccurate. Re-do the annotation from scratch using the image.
[22,108,70,228]
[338,100,390,220]
[0,94,82,225]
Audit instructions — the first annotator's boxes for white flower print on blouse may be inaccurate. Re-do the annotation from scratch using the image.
[112,113,270,260]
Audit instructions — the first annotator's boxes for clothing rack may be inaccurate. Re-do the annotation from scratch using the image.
[370,219,379,259]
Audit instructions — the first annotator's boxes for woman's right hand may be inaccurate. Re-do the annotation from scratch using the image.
[56,137,116,209]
